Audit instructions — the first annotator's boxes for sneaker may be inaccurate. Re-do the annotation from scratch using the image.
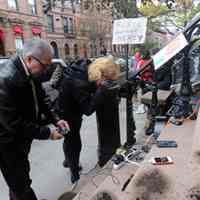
[63,160,83,172]
[62,160,69,168]
[135,104,146,114]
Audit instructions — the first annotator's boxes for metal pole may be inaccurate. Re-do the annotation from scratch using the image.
[125,44,136,147]
[125,44,129,80]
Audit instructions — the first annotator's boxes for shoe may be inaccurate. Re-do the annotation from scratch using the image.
[145,126,153,135]
[123,137,136,149]
[63,160,83,172]
[135,104,146,114]
[63,160,69,168]
[71,173,80,184]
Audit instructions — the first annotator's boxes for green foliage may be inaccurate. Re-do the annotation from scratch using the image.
[131,39,159,55]
[112,0,138,18]
[188,3,200,21]
[139,2,169,18]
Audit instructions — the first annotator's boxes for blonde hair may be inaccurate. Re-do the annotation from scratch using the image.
[88,57,120,81]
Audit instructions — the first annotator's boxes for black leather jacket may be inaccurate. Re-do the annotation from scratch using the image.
[58,59,97,122]
[0,56,58,146]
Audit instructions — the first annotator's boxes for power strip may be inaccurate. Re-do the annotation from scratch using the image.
[113,161,125,170]
[112,154,125,170]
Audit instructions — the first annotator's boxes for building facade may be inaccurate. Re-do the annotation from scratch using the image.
[44,1,79,59]
[0,0,46,56]
[0,0,113,59]
[45,0,113,59]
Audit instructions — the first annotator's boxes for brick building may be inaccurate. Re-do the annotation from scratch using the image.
[45,1,113,59]
[0,0,113,59]
[44,1,79,59]
[0,0,46,56]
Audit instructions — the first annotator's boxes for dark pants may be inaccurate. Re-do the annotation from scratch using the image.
[96,93,121,167]
[0,141,37,200]
[63,119,82,183]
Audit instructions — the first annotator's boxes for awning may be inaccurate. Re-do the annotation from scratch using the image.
[32,27,42,35]
[0,29,4,41]
[13,25,23,36]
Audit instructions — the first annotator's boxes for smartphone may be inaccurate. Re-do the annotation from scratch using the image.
[157,140,177,148]
[150,156,173,165]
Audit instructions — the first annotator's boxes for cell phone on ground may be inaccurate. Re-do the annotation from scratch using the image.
[157,140,177,148]
[150,156,173,165]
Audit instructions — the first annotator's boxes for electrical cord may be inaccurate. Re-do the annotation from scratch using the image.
[91,171,120,187]
[122,152,141,167]
[80,163,100,175]
[73,165,119,200]
[77,191,90,200]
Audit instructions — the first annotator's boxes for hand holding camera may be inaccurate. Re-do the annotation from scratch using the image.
[57,126,69,136]
[56,119,70,136]
[50,129,63,140]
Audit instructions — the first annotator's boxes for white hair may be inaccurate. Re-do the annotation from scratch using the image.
[22,39,53,59]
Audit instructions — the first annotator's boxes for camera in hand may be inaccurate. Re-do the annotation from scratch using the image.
[58,127,69,136]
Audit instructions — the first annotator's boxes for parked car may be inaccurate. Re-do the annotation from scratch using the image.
[0,57,9,64]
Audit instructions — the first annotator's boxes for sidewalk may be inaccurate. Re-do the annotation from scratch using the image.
[0,100,147,200]
[57,99,148,200]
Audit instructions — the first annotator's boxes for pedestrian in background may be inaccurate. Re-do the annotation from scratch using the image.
[132,49,142,72]
[133,50,153,114]
[0,39,69,200]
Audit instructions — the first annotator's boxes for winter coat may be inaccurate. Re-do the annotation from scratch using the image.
[155,62,172,90]
[137,59,153,82]
[58,59,97,122]
[0,56,58,146]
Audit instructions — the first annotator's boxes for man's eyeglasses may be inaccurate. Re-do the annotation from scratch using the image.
[31,56,50,69]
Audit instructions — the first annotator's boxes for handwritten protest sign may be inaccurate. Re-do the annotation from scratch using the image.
[112,17,147,45]
[152,33,188,69]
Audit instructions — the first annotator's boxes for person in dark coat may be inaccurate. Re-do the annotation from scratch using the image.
[88,58,121,167]
[0,39,69,200]
[155,61,172,90]
[58,57,120,184]
[58,59,98,184]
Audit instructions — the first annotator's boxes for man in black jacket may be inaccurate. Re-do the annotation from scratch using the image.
[58,58,120,184]
[58,59,98,184]
[0,39,69,200]
[155,61,172,90]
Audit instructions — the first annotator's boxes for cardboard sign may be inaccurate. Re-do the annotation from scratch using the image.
[152,33,188,69]
[112,17,147,45]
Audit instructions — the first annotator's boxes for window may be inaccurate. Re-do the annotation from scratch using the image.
[47,15,54,32]
[63,17,69,33]
[69,18,73,34]
[28,0,37,15]
[65,43,70,56]
[84,1,89,9]
[51,41,59,58]
[8,0,18,10]
[74,44,78,58]
[15,37,23,55]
